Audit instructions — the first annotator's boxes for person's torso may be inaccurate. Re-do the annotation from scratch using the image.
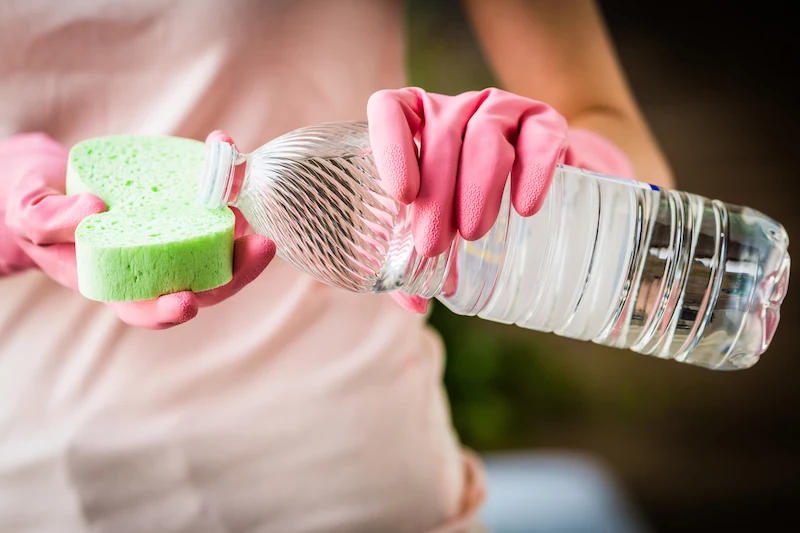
[0,1,482,531]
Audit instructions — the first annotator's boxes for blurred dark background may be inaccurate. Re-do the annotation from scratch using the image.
[406,1,799,532]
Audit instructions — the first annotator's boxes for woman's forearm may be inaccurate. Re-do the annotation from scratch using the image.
[461,0,674,188]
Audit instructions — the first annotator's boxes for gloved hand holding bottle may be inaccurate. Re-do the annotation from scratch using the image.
[1,132,275,329]
[366,87,636,313]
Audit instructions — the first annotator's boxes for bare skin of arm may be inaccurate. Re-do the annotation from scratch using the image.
[461,0,675,188]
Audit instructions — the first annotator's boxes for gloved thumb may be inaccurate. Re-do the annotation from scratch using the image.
[6,190,107,245]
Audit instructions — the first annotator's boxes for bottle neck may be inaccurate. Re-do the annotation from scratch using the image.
[400,240,459,299]
[375,198,459,299]
[197,140,249,209]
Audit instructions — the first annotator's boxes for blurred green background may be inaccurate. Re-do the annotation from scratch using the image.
[405,1,799,532]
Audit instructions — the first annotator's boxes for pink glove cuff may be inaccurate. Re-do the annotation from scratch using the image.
[563,128,636,180]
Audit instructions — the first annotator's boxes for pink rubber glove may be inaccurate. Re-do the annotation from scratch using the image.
[0,164,35,277]
[2,132,275,329]
[367,87,635,314]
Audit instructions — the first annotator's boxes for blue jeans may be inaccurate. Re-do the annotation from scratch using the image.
[479,452,652,533]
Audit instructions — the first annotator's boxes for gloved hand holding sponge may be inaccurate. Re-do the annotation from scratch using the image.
[1,88,633,327]
[1,131,275,329]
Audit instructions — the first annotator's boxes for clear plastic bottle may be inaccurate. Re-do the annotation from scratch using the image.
[197,121,790,370]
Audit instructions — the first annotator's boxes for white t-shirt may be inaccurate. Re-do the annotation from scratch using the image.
[0,1,484,531]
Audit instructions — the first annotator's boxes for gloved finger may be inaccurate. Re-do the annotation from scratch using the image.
[13,238,80,289]
[413,91,485,257]
[389,292,429,314]
[103,235,274,329]
[206,130,235,146]
[195,234,276,307]
[390,245,464,313]
[205,130,250,238]
[367,88,424,204]
[370,89,480,256]
[511,105,568,217]
[231,207,250,239]
[442,251,460,298]
[108,292,199,330]
[456,90,518,240]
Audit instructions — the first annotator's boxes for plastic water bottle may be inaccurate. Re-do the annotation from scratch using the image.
[197,122,790,370]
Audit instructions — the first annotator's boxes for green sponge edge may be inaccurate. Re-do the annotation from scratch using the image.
[66,135,236,302]
[74,226,234,302]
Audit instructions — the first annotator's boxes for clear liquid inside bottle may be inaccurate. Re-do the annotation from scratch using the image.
[197,122,790,370]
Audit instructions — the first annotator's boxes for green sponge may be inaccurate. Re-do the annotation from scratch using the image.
[66,135,235,302]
